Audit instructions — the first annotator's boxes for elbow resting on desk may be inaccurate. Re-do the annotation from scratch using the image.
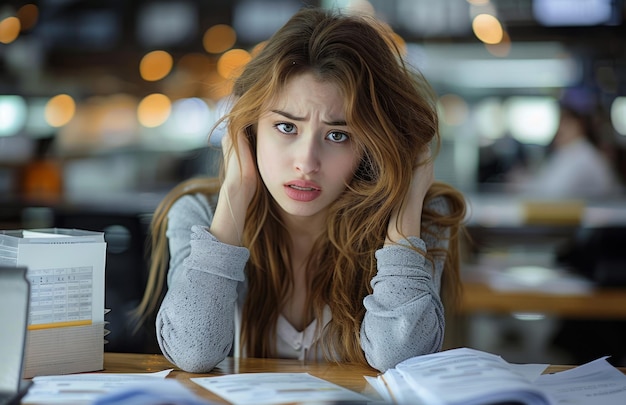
[360,299,445,372]
[156,312,232,373]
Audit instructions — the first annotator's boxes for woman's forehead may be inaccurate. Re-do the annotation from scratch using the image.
[263,72,349,114]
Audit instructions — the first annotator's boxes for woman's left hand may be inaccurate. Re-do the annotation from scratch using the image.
[386,148,433,244]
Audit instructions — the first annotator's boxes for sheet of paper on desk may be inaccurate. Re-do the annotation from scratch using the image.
[91,379,215,405]
[191,372,373,405]
[21,369,172,405]
[535,356,626,405]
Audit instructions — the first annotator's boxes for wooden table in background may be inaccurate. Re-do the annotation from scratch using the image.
[460,281,626,319]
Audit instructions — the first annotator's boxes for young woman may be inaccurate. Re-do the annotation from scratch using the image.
[133,6,466,373]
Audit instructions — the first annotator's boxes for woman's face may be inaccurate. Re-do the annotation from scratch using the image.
[256,72,360,222]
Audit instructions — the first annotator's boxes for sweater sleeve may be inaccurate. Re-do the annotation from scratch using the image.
[155,194,250,372]
[360,195,451,372]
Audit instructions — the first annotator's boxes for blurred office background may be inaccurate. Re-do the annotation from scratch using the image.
[1,0,625,363]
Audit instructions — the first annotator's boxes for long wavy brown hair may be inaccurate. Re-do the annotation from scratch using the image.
[133,7,466,366]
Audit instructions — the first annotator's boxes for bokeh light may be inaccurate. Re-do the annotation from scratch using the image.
[0,16,21,44]
[17,4,39,31]
[140,50,173,81]
[0,95,28,136]
[45,94,76,127]
[217,49,252,79]
[203,24,237,54]
[137,93,171,128]
[611,97,626,136]
[472,14,504,44]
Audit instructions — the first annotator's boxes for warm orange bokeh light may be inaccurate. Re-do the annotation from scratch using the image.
[140,50,173,81]
[0,16,21,44]
[217,49,252,79]
[137,93,171,128]
[45,94,76,127]
[203,24,237,54]
[472,14,504,45]
[17,4,39,31]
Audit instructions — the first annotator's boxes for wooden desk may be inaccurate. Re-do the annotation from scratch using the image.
[103,352,380,403]
[460,281,626,319]
[100,352,626,404]
[20,352,626,405]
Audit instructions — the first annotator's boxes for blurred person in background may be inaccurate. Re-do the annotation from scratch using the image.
[526,102,621,199]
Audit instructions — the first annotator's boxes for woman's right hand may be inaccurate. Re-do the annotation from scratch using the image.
[221,128,257,202]
[210,129,257,246]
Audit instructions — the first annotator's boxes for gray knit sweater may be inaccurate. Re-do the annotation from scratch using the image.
[156,192,451,373]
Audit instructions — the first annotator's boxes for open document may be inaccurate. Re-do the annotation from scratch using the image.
[366,347,626,405]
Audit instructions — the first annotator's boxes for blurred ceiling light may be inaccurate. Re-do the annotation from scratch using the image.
[140,50,173,81]
[233,0,301,43]
[411,42,581,89]
[460,58,580,88]
[611,97,626,136]
[467,0,490,4]
[472,13,504,44]
[0,16,21,44]
[45,94,76,127]
[217,49,252,79]
[161,98,214,147]
[474,98,506,141]
[136,1,196,47]
[397,0,471,37]
[504,96,559,145]
[137,94,171,128]
[0,95,27,137]
[533,0,615,26]
[17,4,38,32]
[203,24,236,54]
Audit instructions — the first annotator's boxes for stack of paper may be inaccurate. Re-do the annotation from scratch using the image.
[0,228,107,378]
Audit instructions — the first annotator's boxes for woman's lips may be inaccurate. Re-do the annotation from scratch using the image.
[284,180,321,202]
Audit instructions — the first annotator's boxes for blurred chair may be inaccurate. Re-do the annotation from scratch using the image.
[53,208,160,354]
[556,226,626,286]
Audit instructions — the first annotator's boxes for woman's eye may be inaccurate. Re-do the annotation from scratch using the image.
[327,131,349,143]
[275,123,296,134]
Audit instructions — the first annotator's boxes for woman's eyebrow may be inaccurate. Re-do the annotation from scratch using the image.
[271,109,347,127]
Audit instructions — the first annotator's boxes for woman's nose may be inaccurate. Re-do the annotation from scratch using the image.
[294,136,320,175]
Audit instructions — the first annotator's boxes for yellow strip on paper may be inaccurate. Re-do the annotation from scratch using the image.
[28,319,92,330]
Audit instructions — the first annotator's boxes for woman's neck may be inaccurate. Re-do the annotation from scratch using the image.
[280,211,326,250]
[280,212,325,329]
